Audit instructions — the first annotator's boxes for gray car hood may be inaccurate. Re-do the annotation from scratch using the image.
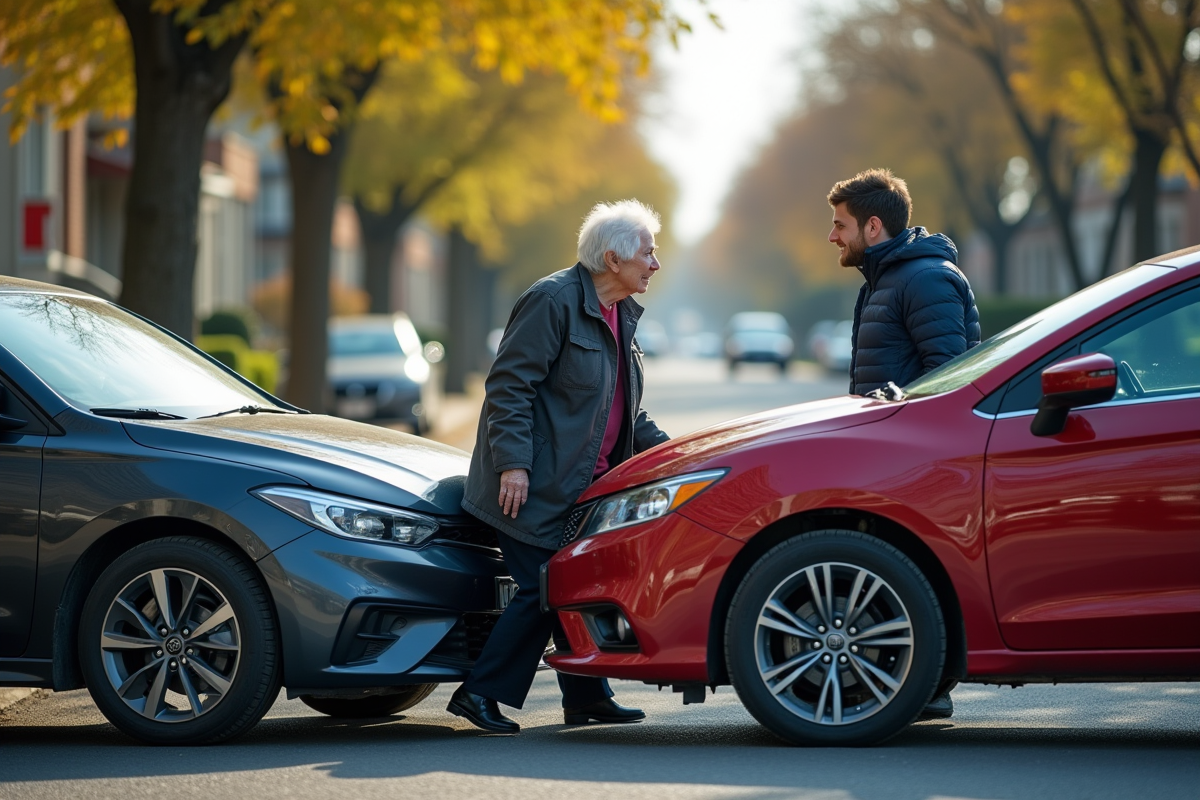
[122,413,470,515]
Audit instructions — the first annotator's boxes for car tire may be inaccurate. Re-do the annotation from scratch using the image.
[298,684,437,718]
[725,530,944,746]
[79,536,281,745]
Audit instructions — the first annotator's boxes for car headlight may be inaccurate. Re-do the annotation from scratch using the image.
[579,469,728,538]
[404,356,430,384]
[252,486,439,546]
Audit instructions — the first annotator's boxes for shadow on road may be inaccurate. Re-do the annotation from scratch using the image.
[1,681,1197,800]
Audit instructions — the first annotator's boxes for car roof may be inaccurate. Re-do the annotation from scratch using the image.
[0,275,101,300]
[1141,242,1200,269]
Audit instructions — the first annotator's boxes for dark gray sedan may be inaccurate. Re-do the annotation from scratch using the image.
[0,277,507,744]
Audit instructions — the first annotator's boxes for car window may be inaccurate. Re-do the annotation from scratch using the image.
[0,293,278,417]
[903,264,1174,399]
[330,317,423,358]
[330,329,404,357]
[1082,285,1200,401]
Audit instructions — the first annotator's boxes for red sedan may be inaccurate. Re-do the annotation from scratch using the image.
[545,247,1200,746]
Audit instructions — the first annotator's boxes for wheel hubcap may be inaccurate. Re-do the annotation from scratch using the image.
[99,568,241,722]
[753,561,913,726]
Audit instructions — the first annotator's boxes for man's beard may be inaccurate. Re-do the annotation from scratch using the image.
[840,231,868,267]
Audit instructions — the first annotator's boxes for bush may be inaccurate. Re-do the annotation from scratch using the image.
[195,334,280,395]
[200,310,256,346]
[976,296,1059,339]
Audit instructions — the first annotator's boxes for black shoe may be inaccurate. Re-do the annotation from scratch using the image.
[918,691,954,721]
[564,698,646,725]
[447,687,520,733]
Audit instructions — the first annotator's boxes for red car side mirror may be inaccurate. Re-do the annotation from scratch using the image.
[1030,352,1118,437]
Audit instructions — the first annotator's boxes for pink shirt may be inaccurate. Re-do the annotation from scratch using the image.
[594,302,626,476]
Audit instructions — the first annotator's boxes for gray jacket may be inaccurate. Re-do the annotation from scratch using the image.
[462,263,670,548]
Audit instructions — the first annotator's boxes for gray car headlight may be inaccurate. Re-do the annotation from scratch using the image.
[253,486,439,546]
[579,469,728,538]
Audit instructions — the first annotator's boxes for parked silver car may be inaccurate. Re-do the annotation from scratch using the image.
[725,311,794,373]
[329,314,432,433]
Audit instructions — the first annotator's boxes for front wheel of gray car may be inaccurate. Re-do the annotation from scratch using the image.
[725,530,945,746]
[79,536,281,745]
[298,684,437,718]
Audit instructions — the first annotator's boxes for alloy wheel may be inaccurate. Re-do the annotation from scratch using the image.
[753,561,914,726]
[98,567,241,722]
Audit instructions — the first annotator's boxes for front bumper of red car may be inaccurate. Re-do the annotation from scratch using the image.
[544,512,743,683]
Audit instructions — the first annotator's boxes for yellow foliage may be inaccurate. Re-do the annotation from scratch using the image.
[1,0,699,149]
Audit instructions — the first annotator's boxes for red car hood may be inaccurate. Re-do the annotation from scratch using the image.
[581,395,903,501]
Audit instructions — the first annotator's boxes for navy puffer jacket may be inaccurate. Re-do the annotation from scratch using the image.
[849,227,980,395]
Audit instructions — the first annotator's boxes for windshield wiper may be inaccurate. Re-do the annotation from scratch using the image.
[91,407,187,420]
[199,404,293,419]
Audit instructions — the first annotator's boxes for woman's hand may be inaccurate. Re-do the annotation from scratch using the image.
[498,468,530,519]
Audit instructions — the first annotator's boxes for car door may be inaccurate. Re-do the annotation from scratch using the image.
[0,380,47,656]
[984,283,1200,651]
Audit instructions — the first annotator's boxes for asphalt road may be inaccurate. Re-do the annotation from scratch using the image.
[2,358,1197,798]
[1,678,1197,799]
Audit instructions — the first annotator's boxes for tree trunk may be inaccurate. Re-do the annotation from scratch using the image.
[114,0,244,339]
[1129,128,1168,262]
[278,68,378,412]
[354,191,419,314]
[283,138,346,412]
[989,226,1013,296]
[445,228,493,394]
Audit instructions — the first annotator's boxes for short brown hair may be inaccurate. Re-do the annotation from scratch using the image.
[827,169,912,237]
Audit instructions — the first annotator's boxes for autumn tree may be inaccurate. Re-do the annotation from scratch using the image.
[1016,0,1200,263]
[819,6,1033,292]
[341,55,608,315]
[2,0,245,336]
[2,0,692,411]
[902,0,1102,290]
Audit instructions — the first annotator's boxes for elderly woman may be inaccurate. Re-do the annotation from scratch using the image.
[447,199,671,733]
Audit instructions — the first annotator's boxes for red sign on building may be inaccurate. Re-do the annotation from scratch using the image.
[22,199,53,254]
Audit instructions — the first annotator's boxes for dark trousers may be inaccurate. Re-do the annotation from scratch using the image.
[462,533,613,709]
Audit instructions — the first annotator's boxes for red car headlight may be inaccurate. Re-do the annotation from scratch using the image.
[578,469,728,538]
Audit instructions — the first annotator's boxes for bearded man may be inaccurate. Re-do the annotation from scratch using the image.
[827,168,981,398]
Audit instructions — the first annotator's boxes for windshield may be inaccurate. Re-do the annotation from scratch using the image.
[0,292,280,417]
[903,265,1174,398]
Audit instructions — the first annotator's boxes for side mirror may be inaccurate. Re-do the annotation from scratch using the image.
[1030,352,1117,437]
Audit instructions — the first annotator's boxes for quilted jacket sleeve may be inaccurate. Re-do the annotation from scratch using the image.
[901,265,970,374]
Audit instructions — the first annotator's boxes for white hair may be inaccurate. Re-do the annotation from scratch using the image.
[577,199,662,274]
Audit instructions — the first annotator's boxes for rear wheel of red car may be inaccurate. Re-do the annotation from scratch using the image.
[298,684,437,718]
[725,530,944,746]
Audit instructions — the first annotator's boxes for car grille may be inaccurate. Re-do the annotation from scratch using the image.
[433,521,501,551]
[429,612,500,663]
[559,501,596,547]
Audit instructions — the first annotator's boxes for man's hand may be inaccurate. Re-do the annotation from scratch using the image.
[498,468,530,519]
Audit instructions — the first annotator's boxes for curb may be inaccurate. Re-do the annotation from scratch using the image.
[0,688,42,714]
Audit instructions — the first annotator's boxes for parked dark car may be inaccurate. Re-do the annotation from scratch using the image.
[725,311,794,373]
[329,313,432,433]
[547,247,1200,746]
[0,277,505,744]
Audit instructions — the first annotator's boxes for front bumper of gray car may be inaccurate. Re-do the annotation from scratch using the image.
[262,528,507,692]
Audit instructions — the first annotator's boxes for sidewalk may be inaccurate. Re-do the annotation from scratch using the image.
[423,373,485,452]
[0,688,41,715]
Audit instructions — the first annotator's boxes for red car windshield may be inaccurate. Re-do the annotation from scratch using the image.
[902,264,1175,399]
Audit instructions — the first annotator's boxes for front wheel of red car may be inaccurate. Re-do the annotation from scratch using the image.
[725,530,945,746]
